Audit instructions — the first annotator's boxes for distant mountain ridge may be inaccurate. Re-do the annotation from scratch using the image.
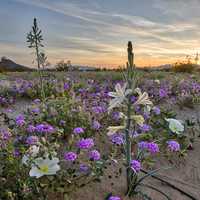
[1,57,198,72]
[0,57,34,72]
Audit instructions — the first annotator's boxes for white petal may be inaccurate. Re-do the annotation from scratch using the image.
[115,83,123,95]
[121,83,127,93]
[108,92,118,98]
[51,157,60,164]
[135,88,142,96]
[107,130,116,136]
[22,155,29,165]
[47,164,60,174]
[108,98,121,110]
[29,167,43,178]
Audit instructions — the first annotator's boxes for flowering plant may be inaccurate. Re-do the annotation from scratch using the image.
[0,94,105,199]
[107,42,187,199]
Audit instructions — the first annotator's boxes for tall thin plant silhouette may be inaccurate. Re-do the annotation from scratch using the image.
[27,18,45,100]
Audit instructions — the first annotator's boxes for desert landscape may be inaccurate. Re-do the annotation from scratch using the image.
[1,67,200,200]
[1,1,200,200]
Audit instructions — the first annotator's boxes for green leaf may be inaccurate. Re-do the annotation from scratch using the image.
[136,190,153,200]
[135,167,171,187]
[139,183,172,200]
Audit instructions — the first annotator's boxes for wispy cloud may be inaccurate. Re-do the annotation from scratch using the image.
[1,0,200,67]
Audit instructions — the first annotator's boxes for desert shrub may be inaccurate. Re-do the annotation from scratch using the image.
[56,60,70,71]
[173,62,195,73]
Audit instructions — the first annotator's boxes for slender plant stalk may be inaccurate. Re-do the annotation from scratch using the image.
[27,18,45,101]
[125,96,132,190]
[125,41,135,192]
[35,35,45,101]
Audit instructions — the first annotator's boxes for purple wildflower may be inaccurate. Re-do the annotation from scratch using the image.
[33,99,41,104]
[140,124,151,132]
[64,152,77,161]
[108,196,121,200]
[135,105,141,113]
[26,136,39,145]
[92,120,101,130]
[0,129,12,141]
[138,141,148,150]
[64,83,70,90]
[35,123,54,134]
[111,134,124,145]
[147,142,159,154]
[89,150,101,161]
[13,149,20,157]
[5,108,13,113]
[130,160,141,173]
[79,164,89,172]
[31,107,40,114]
[77,138,94,149]
[27,125,36,133]
[112,112,121,121]
[73,127,84,135]
[153,106,161,115]
[59,120,66,126]
[92,106,105,114]
[16,114,25,127]
[159,88,168,98]
[0,129,12,148]
[131,95,137,103]
[167,140,180,152]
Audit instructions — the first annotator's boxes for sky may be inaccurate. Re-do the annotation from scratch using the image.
[0,0,200,68]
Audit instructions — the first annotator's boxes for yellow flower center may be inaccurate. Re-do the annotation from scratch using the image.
[39,165,49,173]
[172,126,178,132]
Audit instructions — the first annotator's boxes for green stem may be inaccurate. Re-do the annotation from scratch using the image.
[125,81,132,192]
[126,172,137,196]
[125,41,134,193]
[35,40,45,101]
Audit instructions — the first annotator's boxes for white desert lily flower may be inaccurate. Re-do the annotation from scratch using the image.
[107,125,125,136]
[22,145,40,165]
[29,156,60,178]
[165,118,184,134]
[108,83,132,110]
[134,88,153,106]
[132,115,145,126]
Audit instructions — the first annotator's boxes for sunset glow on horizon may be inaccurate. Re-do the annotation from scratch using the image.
[1,0,200,68]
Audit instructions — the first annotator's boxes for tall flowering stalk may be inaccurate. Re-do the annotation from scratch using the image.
[107,42,187,199]
[125,41,135,190]
[108,41,143,192]
[27,18,45,101]
[108,42,170,197]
